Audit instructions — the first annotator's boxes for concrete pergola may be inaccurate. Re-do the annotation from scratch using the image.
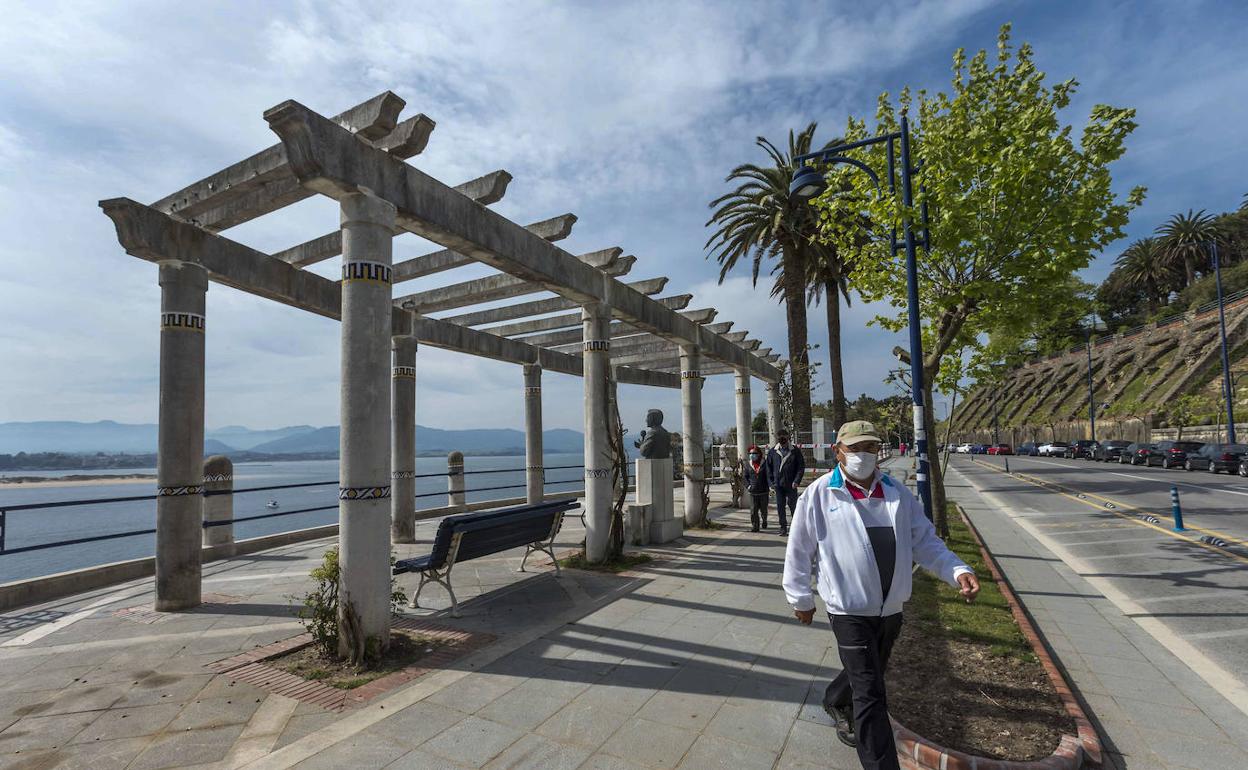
[100,91,783,648]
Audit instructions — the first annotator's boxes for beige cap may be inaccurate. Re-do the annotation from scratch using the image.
[836,420,881,445]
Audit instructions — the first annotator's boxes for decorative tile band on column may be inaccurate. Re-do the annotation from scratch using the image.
[160,312,205,332]
[735,387,751,394]
[583,339,610,352]
[201,473,232,483]
[341,261,393,285]
[392,366,416,378]
[524,386,542,395]
[157,485,204,496]
[392,470,416,479]
[585,468,611,479]
[526,466,545,472]
[338,486,392,500]
[681,370,702,380]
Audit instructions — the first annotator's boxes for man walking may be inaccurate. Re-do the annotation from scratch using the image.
[782,420,980,770]
[766,429,805,536]
[743,445,770,532]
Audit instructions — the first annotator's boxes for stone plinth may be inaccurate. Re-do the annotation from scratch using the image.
[625,503,651,546]
[636,457,680,543]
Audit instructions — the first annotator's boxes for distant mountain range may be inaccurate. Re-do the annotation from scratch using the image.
[0,421,584,456]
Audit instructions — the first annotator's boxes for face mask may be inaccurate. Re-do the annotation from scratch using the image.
[842,451,877,479]
[749,453,760,461]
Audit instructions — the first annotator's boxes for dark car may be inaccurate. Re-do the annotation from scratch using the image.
[1120,442,1155,465]
[1066,439,1098,459]
[1018,442,1040,456]
[1094,440,1132,462]
[1187,443,1248,473]
[970,444,989,454]
[1153,440,1205,469]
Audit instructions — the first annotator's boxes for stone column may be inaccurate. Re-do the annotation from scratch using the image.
[337,191,396,655]
[680,344,705,526]
[391,321,417,544]
[582,302,613,562]
[202,455,233,551]
[734,368,752,461]
[766,381,781,447]
[812,417,827,462]
[155,261,207,612]
[447,451,465,508]
[523,363,544,505]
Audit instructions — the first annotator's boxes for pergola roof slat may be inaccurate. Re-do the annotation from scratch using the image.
[437,277,668,327]
[513,308,717,348]
[482,294,692,338]
[393,213,576,283]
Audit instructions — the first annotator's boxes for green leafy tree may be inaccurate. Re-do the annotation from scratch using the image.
[706,124,838,436]
[813,25,1144,534]
[1167,393,1217,440]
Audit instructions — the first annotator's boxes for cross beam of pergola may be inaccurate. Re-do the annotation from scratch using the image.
[99,91,785,642]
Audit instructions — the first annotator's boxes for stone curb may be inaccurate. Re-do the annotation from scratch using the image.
[887,504,1101,770]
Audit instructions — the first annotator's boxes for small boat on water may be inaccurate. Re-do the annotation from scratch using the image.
[266,500,279,509]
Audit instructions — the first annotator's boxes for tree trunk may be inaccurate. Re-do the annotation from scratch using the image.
[921,379,949,538]
[781,246,812,437]
[824,279,847,429]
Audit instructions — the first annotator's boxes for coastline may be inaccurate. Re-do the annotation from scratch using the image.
[0,474,157,489]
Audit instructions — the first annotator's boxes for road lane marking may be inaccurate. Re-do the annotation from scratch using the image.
[1136,590,1245,604]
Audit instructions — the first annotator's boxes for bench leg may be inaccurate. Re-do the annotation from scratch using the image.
[409,572,431,609]
[521,540,560,578]
[410,565,460,617]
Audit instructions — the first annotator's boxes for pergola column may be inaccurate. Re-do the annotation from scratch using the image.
[523,363,544,505]
[680,344,705,526]
[766,380,782,447]
[155,261,208,612]
[337,191,396,655]
[391,322,417,544]
[734,367,752,462]
[582,302,613,562]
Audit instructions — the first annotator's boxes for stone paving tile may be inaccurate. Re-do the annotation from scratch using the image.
[534,698,633,750]
[128,723,246,770]
[481,732,592,769]
[0,710,100,752]
[578,753,652,770]
[70,702,181,743]
[677,733,778,769]
[373,700,480,749]
[425,671,520,714]
[418,715,526,768]
[599,716,698,769]
[703,700,793,754]
[290,731,412,770]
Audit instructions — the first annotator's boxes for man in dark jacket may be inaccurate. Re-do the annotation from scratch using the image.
[742,445,770,532]
[766,430,805,536]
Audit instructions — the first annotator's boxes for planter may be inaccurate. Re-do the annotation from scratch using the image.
[887,505,1101,770]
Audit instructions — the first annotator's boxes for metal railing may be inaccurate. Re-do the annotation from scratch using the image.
[0,462,588,557]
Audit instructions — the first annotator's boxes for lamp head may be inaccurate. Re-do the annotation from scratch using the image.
[788,164,825,203]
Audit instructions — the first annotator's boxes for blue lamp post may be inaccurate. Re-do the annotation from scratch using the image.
[1210,241,1237,444]
[789,116,934,522]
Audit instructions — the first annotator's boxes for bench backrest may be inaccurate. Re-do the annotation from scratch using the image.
[426,500,576,570]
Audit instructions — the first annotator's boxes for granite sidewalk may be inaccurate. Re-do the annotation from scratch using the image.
[0,489,861,769]
[947,460,1248,770]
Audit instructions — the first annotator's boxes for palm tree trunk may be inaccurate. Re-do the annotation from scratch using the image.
[781,246,812,437]
[824,278,847,428]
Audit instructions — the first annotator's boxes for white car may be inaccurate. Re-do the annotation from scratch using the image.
[1038,442,1070,457]
[956,443,973,454]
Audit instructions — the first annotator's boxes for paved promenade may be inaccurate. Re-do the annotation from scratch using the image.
[948,459,1248,770]
[0,488,861,769]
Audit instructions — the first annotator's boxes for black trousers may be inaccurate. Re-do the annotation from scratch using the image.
[774,487,798,531]
[823,613,904,770]
[749,492,768,529]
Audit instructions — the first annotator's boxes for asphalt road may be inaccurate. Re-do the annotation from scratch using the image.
[948,453,1248,691]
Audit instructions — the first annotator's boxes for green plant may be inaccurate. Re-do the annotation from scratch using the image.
[297,547,341,658]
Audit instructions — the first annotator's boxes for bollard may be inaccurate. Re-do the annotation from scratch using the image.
[1170,485,1185,531]
[448,450,465,509]
[202,455,234,551]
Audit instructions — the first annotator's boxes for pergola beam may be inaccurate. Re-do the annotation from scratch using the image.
[513,309,718,348]
[99,199,681,390]
[437,277,669,327]
[272,170,516,267]
[482,294,692,338]
[263,100,780,382]
[395,251,632,314]
[392,214,577,282]
[544,322,735,358]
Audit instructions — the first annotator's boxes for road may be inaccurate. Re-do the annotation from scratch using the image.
[948,453,1248,695]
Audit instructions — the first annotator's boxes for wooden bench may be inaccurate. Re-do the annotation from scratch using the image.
[393,500,576,616]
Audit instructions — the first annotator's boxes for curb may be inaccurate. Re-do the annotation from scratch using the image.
[887,504,1101,770]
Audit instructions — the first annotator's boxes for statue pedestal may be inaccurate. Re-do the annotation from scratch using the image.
[636,457,680,543]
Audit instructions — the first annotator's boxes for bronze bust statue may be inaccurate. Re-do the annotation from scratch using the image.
[635,409,671,459]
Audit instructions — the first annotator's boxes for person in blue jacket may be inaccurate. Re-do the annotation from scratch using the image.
[766,429,805,536]
[742,445,770,532]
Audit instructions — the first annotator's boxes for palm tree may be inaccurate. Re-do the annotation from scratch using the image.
[1112,237,1174,315]
[706,124,835,436]
[1157,209,1220,288]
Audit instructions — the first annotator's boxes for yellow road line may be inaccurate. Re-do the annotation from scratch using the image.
[968,459,1248,567]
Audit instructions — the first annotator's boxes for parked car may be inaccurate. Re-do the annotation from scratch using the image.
[1038,441,1070,457]
[986,444,1014,455]
[955,443,973,454]
[1093,440,1131,462]
[1066,439,1098,459]
[1153,440,1205,469]
[1120,442,1155,465]
[971,444,989,454]
[1018,442,1040,456]
[1186,443,1248,473]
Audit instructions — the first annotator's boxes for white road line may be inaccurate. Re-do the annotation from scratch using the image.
[1054,533,1161,546]
[950,464,1248,718]
[1187,627,1248,641]
[1,586,150,648]
[1136,590,1243,604]
[997,455,1248,499]
[1079,549,1189,561]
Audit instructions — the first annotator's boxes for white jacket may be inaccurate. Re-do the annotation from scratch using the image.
[782,466,973,616]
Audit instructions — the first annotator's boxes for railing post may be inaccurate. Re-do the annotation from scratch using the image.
[448,451,465,509]
[0,509,6,554]
[1171,485,1185,531]
[202,455,234,552]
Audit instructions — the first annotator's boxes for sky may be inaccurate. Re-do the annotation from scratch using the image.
[1,0,1246,439]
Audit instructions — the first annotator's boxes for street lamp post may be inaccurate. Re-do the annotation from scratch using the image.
[1211,242,1237,444]
[1085,312,1103,443]
[790,116,934,521]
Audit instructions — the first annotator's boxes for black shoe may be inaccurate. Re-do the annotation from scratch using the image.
[835,727,857,748]
[751,526,759,532]
[761,521,768,530]
[825,704,856,747]
[780,529,789,536]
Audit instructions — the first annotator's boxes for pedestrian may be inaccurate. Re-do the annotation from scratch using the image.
[782,420,980,770]
[743,445,770,531]
[898,441,907,457]
[766,429,805,536]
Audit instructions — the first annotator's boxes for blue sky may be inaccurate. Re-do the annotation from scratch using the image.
[1,0,1245,437]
